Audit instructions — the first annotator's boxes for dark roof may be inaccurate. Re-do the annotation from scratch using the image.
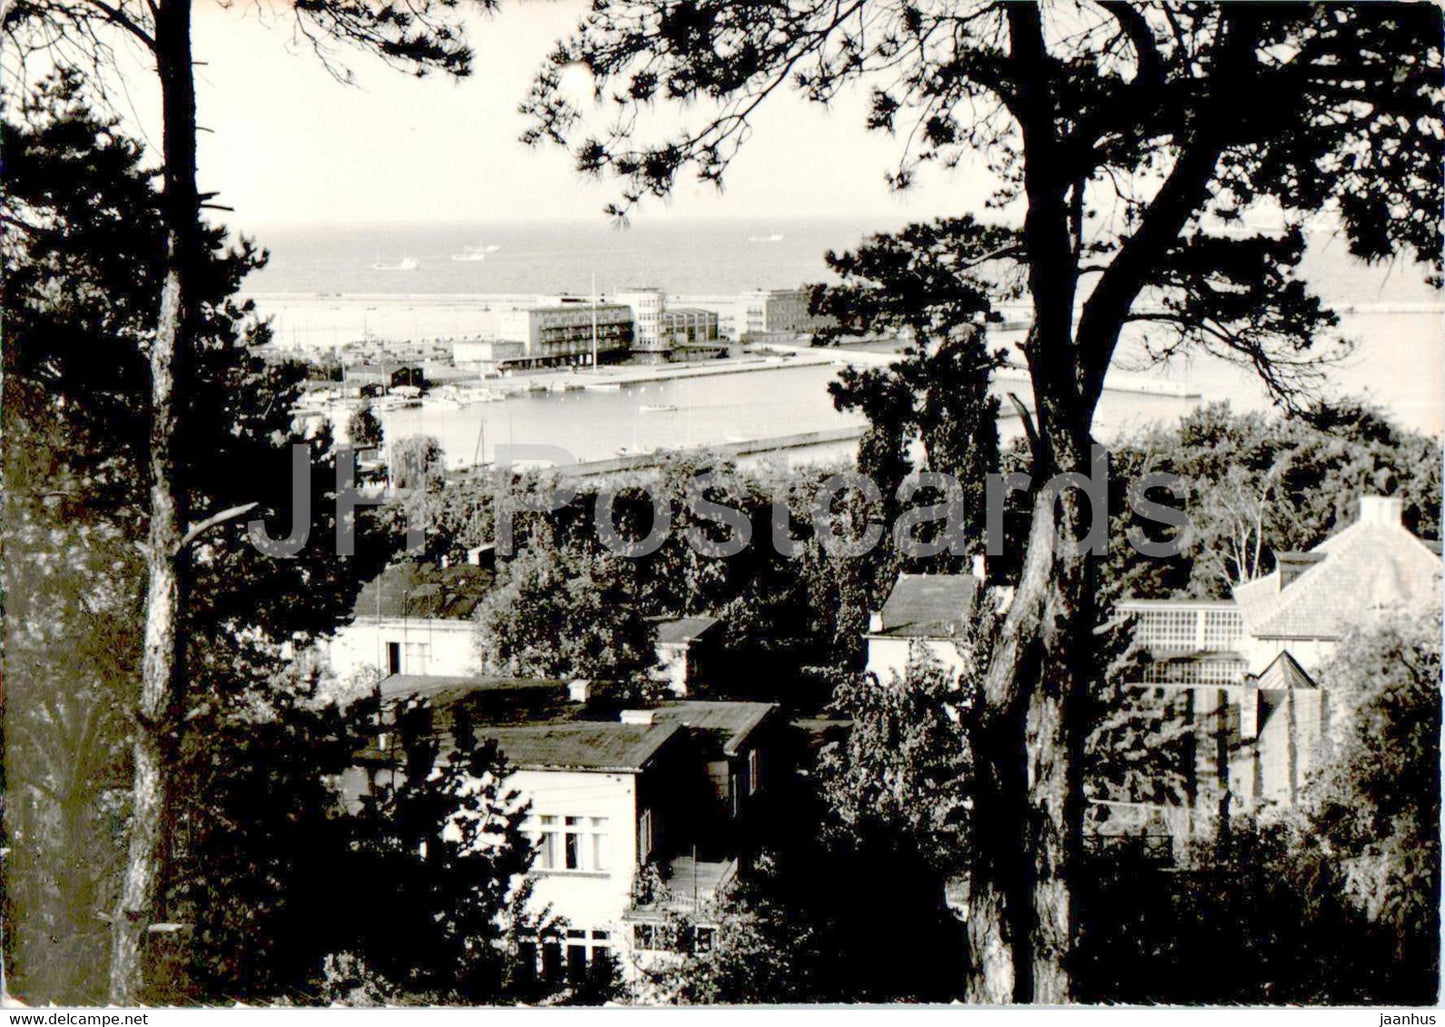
[485,722,680,773]
[653,615,721,645]
[1250,651,1319,692]
[380,674,567,703]
[345,362,421,377]
[652,700,776,756]
[872,574,980,638]
[352,561,493,621]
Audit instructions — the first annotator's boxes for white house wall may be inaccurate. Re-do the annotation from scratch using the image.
[865,636,969,684]
[508,769,639,951]
[325,617,479,680]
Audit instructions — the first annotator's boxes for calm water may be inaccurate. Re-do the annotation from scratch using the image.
[374,363,1205,469]
[250,218,1442,444]
[376,365,865,468]
[244,217,900,298]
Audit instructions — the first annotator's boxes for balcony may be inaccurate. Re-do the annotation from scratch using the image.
[629,855,738,917]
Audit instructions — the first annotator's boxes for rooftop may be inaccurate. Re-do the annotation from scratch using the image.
[1232,496,1440,640]
[485,721,680,773]
[1251,650,1319,692]
[380,674,567,703]
[651,700,776,756]
[653,615,722,645]
[871,573,980,639]
[352,561,493,621]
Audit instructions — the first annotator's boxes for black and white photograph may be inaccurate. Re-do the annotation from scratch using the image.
[2,0,1442,1012]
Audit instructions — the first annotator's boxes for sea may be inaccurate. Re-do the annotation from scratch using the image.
[241,217,1444,464]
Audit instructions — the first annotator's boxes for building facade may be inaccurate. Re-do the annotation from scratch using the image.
[451,301,635,373]
[323,560,491,683]
[864,573,981,684]
[659,307,720,349]
[651,615,722,696]
[738,288,829,339]
[354,678,781,990]
[614,288,667,361]
[1117,494,1441,827]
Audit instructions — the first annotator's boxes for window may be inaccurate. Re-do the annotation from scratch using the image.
[515,942,538,987]
[694,926,717,954]
[565,817,582,870]
[566,930,588,981]
[404,641,430,673]
[748,748,762,796]
[591,817,611,871]
[638,809,655,862]
[386,642,401,676]
[541,939,564,983]
[520,929,611,981]
[537,816,559,869]
[633,923,660,951]
[531,815,610,873]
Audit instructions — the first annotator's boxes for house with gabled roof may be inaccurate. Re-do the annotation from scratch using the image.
[350,673,781,990]
[324,559,493,683]
[1231,495,1442,674]
[650,615,722,695]
[865,573,980,683]
[1117,494,1440,818]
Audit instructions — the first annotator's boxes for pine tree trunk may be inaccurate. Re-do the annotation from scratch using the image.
[967,457,1093,1003]
[109,0,196,1003]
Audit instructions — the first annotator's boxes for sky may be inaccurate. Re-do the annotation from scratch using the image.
[99,0,997,229]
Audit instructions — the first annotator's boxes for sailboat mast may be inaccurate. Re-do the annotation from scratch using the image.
[590,272,598,371]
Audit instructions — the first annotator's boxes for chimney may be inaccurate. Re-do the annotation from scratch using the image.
[1357,495,1404,527]
[620,709,655,726]
[971,554,987,582]
[868,611,884,633]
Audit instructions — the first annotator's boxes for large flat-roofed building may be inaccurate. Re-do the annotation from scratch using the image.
[660,307,720,349]
[739,288,830,339]
[452,338,525,373]
[614,290,723,363]
[453,300,634,373]
[614,288,667,360]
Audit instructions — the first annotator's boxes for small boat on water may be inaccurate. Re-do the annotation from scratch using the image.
[423,391,463,410]
[372,254,420,271]
[450,244,488,262]
[639,403,678,414]
[748,232,784,243]
[584,381,622,392]
[460,387,504,404]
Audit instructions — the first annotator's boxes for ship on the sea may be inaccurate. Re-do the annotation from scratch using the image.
[748,232,784,243]
[450,243,500,261]
[372,254,420,271]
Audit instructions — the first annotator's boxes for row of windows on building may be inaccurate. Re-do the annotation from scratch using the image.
[513,921,719,984]
[516,929,614,985]
[1130,605,1245,652]
[530,815,612,873]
